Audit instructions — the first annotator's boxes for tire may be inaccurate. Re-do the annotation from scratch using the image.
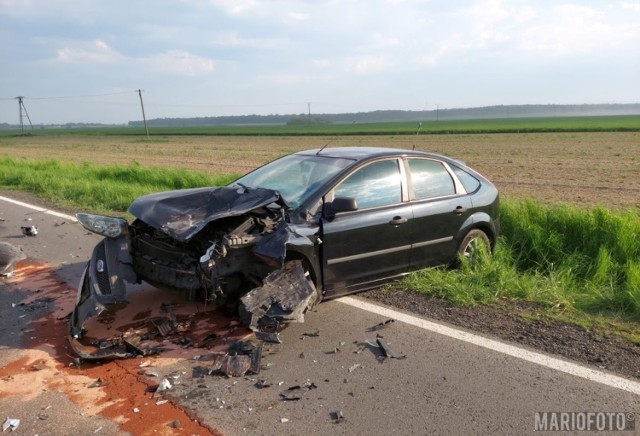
[457,229,491,262]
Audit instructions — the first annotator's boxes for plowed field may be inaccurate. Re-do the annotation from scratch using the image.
[1,132,638,208]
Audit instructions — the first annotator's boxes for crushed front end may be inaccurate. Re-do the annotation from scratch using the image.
[69,186,319,360]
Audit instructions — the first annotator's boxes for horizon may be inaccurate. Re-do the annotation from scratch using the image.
[1,102,639,128]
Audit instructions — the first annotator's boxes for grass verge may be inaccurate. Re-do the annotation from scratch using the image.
[399,198,640,340]
[0,157,238,215]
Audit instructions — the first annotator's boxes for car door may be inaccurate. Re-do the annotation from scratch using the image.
[406,157,473,267]
[320,158,413,296]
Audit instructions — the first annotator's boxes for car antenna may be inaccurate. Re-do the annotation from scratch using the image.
[316,138,335,155]
[413,122,422,151]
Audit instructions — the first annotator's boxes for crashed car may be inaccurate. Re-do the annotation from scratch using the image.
[71,147,499,357]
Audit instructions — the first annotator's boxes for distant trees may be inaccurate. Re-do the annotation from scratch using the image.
[286,115,331,125]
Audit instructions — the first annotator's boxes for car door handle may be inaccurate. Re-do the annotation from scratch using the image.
[453,206,467,215]
[389,216,408,225]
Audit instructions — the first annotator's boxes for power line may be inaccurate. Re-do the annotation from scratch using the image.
[26,90,139,100]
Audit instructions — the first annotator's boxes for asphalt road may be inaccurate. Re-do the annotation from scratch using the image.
[0,195,638,435]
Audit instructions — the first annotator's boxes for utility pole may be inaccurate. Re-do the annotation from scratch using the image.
[137,89,149,138]
[307,102,311,124]
[436,104,440,122]
[16,96,33,134]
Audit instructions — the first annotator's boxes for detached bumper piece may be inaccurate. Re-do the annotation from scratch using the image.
[69,238,137,361]
[240,260,319,343]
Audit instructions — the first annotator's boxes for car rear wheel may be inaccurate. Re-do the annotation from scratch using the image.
[457,229,491,262]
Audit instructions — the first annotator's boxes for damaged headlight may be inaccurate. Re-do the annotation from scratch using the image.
[76,213,129,238]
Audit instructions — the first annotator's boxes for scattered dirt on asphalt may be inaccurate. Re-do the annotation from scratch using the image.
[363,287,640,380]
[0,261,224,435]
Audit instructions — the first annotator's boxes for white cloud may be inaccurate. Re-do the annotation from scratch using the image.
[56,40,122,64]
[142,50,215,76]
[286,12,309,21]
[345,54,391,74]
[258,73,308,85]
[621,1,640,13]
[517,3,638,55]
[211,31,285,50]
[209,0,259,15]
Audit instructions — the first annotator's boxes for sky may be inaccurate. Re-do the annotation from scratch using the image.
[1,0,639,125]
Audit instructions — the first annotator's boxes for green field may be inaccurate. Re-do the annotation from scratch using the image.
[1,114,638,137]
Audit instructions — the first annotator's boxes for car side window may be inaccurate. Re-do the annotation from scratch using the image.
[334,159,401,209]
[451,166,480,193]
[408,158,456,200]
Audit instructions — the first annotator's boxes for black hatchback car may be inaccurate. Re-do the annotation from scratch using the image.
[71,147,498,356]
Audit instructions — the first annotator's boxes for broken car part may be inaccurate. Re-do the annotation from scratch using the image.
[240,260,319,341]
[376,337,407,360]
[208,340,263,378]
[21,226,38,236]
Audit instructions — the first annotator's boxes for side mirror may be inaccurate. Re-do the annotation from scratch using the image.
[331,197,358,214]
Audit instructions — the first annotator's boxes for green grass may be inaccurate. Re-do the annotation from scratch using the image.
[399,198,640,330]
[1,115,638,137]
[0,157,238,214]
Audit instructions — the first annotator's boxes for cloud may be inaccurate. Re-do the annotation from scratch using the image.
[56,40,123,64]
[286,12,309,21]
[345,55,391,75]
[142,50,215,76]
[209,0,259,15]
[517,4,639,56]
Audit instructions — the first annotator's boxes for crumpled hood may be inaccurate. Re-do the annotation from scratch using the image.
[128,186,284,241]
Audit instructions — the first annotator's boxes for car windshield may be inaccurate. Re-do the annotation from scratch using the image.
[231,153,354,208]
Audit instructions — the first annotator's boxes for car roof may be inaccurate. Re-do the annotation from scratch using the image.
[296,146,452,162]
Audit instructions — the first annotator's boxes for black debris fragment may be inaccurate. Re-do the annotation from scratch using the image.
[367,319,395,332]
[376,338,406,360]
[279,381,317,401]
[21,225,38,236]
[169,420,181,429]
[208,340,263,378]
[330,410,345,424]
[279,387,304,401]
[192,366,209,378]
[152,318,175,337]
[255,330,281,344]
[302,330,320,338]
[254,379,272,389]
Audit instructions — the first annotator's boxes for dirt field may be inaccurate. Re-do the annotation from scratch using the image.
[1,131,639,208]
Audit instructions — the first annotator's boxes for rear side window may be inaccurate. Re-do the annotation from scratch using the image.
[408,159,455,200]
[451,166,481,193]
[334,159,401,209]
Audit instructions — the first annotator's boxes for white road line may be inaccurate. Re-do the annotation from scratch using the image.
[339,296,640,396]
[0,196,77,222]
